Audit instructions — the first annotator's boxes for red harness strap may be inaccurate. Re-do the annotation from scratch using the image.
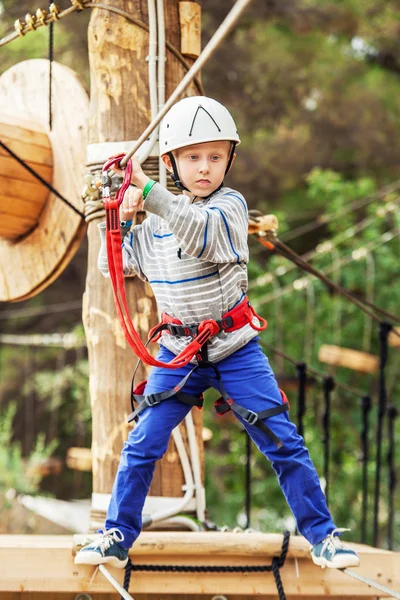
[148,295,267,343]
[103,154,267,369]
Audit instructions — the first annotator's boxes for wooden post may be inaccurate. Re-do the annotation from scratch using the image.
[83,0,203,524]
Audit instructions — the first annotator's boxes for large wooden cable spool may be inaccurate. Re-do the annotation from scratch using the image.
[0,59,88,302]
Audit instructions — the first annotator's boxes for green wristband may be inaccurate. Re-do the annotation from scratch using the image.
[142,179,157,200]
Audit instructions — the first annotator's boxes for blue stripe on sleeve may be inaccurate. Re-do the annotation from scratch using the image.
[209,206,240,263]
[223,193,247,214]
[150,270,218,285]
[197,209,210,258]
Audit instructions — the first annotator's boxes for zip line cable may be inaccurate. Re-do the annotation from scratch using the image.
[251,195,399,289]
[0,300,82,319]
[0,1,204,95]
[255,229,400,324]
[269,235,400,328]
[280,179,400,243]
[255,230,398,306]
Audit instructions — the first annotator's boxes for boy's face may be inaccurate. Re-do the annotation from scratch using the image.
[162,140,235,197]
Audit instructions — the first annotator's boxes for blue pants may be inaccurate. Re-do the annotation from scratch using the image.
[106,339,336,547]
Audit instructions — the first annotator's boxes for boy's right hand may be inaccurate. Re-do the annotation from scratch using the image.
[120,187,143,221]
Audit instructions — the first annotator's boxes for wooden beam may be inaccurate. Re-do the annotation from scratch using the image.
[318,345,379,373]
[1,533,399,597]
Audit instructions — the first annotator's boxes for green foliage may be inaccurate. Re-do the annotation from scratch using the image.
[0,402,57,503]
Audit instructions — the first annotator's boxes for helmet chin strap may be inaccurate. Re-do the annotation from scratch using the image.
[168,152,190,192]
[167,142,237,199]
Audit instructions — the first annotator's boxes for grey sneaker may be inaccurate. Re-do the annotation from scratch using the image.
[311,528,360,569]
[74,528,129,568]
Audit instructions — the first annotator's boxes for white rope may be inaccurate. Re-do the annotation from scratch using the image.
[342,567,400,599]
[120,0,255,167]
[98,564,135,600]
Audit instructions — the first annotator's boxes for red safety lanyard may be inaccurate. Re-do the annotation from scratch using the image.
[102,154,221,369]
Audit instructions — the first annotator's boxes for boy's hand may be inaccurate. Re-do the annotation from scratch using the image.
[120,187,143,221]
[108,153,150,191]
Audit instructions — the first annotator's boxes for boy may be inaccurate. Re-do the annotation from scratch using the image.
[75,97,360,570]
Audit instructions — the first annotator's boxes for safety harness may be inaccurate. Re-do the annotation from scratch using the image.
[103,155,289,449]
[128,297,289,449]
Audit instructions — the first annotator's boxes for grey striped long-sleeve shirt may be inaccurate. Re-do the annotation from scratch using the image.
[98,183,260,363]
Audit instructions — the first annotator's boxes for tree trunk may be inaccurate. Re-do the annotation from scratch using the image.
[83,0,203,521]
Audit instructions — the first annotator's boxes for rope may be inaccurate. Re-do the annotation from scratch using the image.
[119,0,255,166]
[373,321,392,547]
[121,558,133,600]
[254,229,399,308]
[270,236,400,328]
[0,140,85,219]
[0,2,204,95]
[341,567,400,599]
[122,531,290,600]
[251,193,399,291]
[322,376,335,506]
[387,404,398,550]
[360,395,371,544]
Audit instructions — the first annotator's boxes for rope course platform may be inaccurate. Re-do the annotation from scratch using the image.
[0,532,399,599]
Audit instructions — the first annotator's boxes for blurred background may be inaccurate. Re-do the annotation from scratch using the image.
[0,0,399,549]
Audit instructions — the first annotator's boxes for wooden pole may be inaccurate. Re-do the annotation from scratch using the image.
[83,0,203,524]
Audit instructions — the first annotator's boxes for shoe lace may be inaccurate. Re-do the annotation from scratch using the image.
[93,528,125,556]
[320,527,351,556]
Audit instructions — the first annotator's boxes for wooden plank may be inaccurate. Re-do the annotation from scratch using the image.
[0,211,37,238]
[0,534,399,597]
[0,195,46,220]
[0,113,51,141]
[0,155,52,184]
[318,345,379,373]
[0,134,53,167]
[179,2,201,59]
[0,595,379,600]
[389,327,400,348]
[0,175,48,204]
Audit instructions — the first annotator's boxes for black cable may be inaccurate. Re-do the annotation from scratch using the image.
[373,321,392,547]
[387,404,398,551]
[0,140,85,219]
[360,395,371,545]
[322,376,335,506]
[48,4,54,131]
[296,362,307,440]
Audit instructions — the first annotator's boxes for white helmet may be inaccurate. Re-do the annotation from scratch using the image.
[159,96,240,154]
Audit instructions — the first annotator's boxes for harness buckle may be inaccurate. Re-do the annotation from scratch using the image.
[167,323,198,337]
[145,394,161,407]
[218,316,234,331]
[242,409,259,426]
